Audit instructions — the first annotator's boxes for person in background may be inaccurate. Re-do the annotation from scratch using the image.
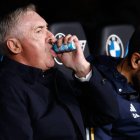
[83,27,140,140]
[0,2,118,140]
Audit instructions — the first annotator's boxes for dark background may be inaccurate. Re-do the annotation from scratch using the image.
[0,0,140,49]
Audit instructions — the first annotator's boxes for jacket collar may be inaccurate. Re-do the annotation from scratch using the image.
[0,56,49,84]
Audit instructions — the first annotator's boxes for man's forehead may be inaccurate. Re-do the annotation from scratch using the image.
[20,11,46,25]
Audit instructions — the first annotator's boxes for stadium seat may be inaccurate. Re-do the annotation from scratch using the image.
[94,24,135,58]
[49,22,91,80]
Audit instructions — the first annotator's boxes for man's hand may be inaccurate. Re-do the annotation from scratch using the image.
[56,34,91,78]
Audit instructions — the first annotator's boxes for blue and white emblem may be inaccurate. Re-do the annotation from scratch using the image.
[54,32,86,65]
[106,34,124,58]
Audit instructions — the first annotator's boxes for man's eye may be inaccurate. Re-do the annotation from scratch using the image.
[36,29,42,33]
[35,27,43,33]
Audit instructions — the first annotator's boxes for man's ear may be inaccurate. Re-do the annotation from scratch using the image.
[6,38,22,54]
[131,52,140,69]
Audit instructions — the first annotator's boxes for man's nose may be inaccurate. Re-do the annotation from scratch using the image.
[47,31,56,43]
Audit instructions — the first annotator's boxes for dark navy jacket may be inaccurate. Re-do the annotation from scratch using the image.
[89,55,140,140]
[0,56,119,140]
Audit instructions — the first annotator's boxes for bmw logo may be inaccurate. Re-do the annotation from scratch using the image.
[106,34,124,58]
[53,33,87,65]
[55,33,65,39]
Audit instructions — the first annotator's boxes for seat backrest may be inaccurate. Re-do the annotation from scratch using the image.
[94,24,135,58]
[49,22,90,80]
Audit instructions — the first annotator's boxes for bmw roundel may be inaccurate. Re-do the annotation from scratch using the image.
[106,34,124,58]
[53,32,87,65]
[55,32,65,39]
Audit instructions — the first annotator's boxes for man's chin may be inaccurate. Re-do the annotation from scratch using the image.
[49,61,55,68]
